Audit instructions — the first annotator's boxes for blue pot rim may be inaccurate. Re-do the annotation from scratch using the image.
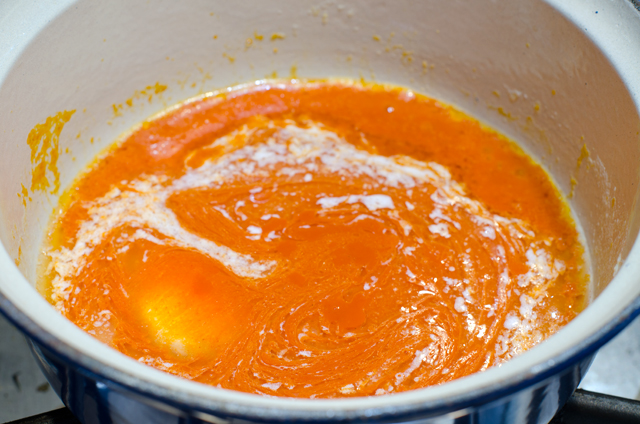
[2,288,640,423]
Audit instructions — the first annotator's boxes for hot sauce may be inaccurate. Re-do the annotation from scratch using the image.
[41,81,587,398]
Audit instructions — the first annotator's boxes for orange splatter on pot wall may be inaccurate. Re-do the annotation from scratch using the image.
[40,81,586,398]
[17,110,75,266]
[25,110,75,195]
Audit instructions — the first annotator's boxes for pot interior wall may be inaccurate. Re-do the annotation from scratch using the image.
[0,0,639,359]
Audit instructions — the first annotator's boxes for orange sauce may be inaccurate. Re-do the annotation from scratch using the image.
[41,81,586,398]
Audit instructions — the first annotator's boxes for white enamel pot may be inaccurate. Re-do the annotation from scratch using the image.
[0,1,640,423]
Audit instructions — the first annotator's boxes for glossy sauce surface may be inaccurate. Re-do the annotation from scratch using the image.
[42,81,586,398]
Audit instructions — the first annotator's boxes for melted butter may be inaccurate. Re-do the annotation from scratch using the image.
[40,81,586,398]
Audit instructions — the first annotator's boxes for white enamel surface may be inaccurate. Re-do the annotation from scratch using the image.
[0,0,639,415]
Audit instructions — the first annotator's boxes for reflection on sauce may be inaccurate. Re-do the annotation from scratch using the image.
[41,81,586,398]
